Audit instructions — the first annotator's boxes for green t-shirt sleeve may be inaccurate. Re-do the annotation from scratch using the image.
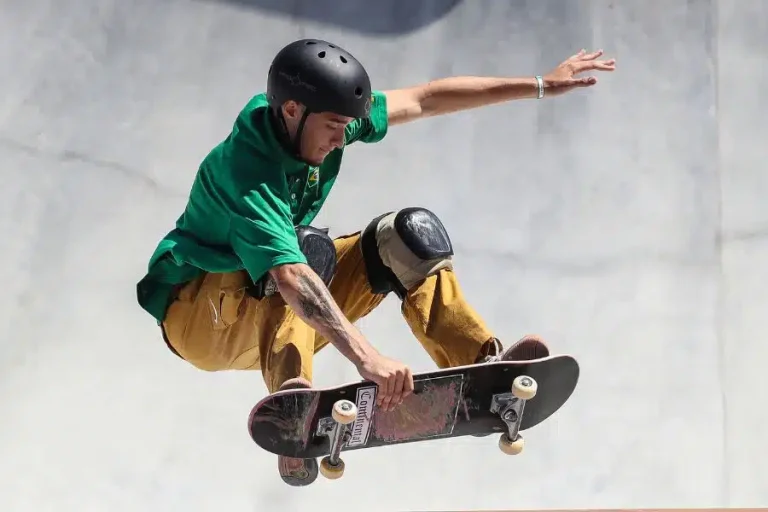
[344,90,389,145]
[229,175,307,283]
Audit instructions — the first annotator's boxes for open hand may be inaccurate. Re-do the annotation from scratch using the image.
[543,49,616,97]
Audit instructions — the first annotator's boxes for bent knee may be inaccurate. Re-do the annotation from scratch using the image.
[360,207,454,296]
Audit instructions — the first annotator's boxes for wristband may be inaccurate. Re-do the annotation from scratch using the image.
[535,75,544,99]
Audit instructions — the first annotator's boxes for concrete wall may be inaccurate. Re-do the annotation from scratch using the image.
[1,0,766,510]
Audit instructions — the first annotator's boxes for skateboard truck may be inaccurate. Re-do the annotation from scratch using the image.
[315,399,358,480]
[490,375,538,455]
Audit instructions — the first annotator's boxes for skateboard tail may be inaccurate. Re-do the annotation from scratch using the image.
[517,354,580,430]
[248,389,320,456]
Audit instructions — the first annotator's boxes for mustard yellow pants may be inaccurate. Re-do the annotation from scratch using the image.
[161,231,495,393]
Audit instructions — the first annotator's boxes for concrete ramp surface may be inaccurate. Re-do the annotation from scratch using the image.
[2,0,767,510]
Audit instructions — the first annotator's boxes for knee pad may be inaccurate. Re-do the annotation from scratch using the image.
[295,225,337,286]
[248,225,337,299]
[361,207,454,299]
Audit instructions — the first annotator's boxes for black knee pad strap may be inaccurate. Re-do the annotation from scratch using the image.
[360,212,407,300]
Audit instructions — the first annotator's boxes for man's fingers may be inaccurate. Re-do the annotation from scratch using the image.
[383,373,396,410]
[567,48,587,61]
[570,76,597,87]
[585,59,616,70]
[598,59,616,69]
[567,49,603,62]
[376,380,386,407]
[376,376,392,408]
[403,368,414,398]
[392,371,405,406]
[578,49,604,61]
[571,60,615,75]
[371,365,414,411]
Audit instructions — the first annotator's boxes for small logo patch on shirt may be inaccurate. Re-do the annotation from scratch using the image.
[308,167,320,187]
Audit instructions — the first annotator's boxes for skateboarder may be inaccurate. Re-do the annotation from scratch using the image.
[136,39,615,485]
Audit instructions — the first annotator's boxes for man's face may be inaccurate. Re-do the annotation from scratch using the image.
[282,101,352,166]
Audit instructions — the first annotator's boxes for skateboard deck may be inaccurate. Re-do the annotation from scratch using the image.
[248,354,578,479]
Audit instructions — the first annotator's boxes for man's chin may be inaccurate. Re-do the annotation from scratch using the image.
[305,154,326,166]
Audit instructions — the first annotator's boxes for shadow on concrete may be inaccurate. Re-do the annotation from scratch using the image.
[202,0,463,35]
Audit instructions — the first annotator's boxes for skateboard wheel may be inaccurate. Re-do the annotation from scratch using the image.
[511,375,537,400]
[332,399,358,425]
[498,433,525,455]
[319,456,345,479]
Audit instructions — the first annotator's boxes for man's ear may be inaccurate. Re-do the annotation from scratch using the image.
[282,100,303,121]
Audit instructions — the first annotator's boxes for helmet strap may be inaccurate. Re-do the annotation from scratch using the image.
[269,105,312,163]
[292,109,310,158]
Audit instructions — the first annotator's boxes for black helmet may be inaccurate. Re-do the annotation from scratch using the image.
[267,39,372,119]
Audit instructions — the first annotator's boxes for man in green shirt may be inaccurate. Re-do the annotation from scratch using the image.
[136,39,615,485]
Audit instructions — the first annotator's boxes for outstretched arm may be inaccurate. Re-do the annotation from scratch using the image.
[383,49,616,126]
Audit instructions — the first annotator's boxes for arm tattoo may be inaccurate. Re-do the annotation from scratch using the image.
[295,269,350,341]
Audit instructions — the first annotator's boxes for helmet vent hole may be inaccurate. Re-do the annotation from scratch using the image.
[339,56,347,63]
[328,44,336,48]
[306,41,316,45]
[354,87,363,97]
[318,51,326,58]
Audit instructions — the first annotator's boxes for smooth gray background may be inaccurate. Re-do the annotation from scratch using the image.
[2,0,766,510]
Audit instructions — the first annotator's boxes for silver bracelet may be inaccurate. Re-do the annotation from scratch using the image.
[535,75,544,99]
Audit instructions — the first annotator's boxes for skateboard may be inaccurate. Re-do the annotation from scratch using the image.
[248,354,579,481]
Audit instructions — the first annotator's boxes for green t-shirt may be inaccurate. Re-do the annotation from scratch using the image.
[136,91,389,323]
